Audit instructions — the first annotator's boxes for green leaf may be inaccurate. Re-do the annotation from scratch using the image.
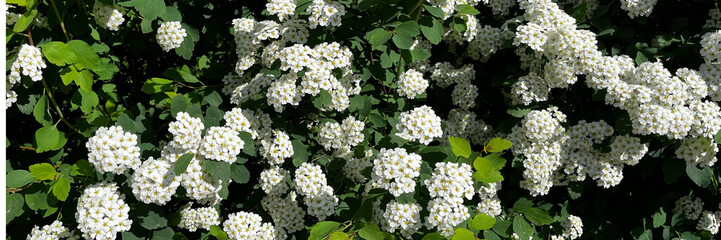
[173,153,194,175]
[653,208,667,228]
[7,193,25,224]
[33,94,52,126]
[485,153,506,170]
[163,65,200,83]
[132,0,166,20]
[452,228,476,240]
[486,138,512,153]
[203,91,223,107]
[35,125,67,153]
[60,66,78,85]
[453,17,466,33]
[51,177,71,201]
[204,106,223,127]
[141,211,168,230]
[230,164,250,184]
[67,40,101,69]
[449,137,472,158]
[116,113,137,133]
[152,228,174,240]
[571,2,587,22]
[78,89,99,114]
[524,207,554,225]
[159,6,182,21]
[512,216,533,240]
[6,0,26,6]
[419,16,443,44]
[455,4,480,15]
[25,191,49,210]
[507,108,531,118]
[312,90,333,109]
[142,78,174,94]
[358,224,383,240]
[209,225,228,240]
[685,164,713,188]
[90,58,119,80]
[410,48,431,62]
[74,69,94,92]
[309,221,341,240]
[473,157,504,183]
[396,21,420,37]
[292,140,309,167]
[41,42,77,66]
[29,163,57,181]
[205,160,231,182]
[366,28,392,50]
[171,94,188,117]
[471,213,496,230]
[360,96,372,117]
[424,4,445,18]
[6,170,36,188]
[715,129,721,145]
[72,160,95,177]
[329,232,349,240]
[392,34,414,49]
[513,198,532,213]
[238,132,256,156]
[13,9,37,32]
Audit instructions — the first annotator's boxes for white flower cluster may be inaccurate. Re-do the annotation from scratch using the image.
[482,0,516,15]
[262,191,306,236]
[177,155,224,204]
[395,105,443,145]
[425,162,474,201]
[92,1,125,31]
[156,21,187,51]
[229,73,275,105]
[267,72,303,112]
[76,182,132,240]
[259,130,294,165]
[398,69,429,99]
[223,211,280,240]
[558,215,584,240]
[232,18,274,74]
[318,116,365,158]
[266,0,296,21]
[294,163,339,220]
[705,9,721,29]
[307,0,345,28]
[701,30,721,63]
[468,25,513,62]
[131,157,180,205]
[27,220,78,240]
[371,148,422,196]
[379,201,422,238]
[674,195,721,235]
[224,107,273,139]
[86,126,141,174]
[697,211,720,234]
[619,0,657,18]
[477,182,502,217]
[700,61,721,101]
[343,149,374,183]
[6,5,20,25]
[675,196,705,221]
[425,198,470,237]
[427,0,480,20]
[198,126,243,163]
[168,112,205,150]
[178,205,220,232]
[11,44,47,82]
[443,109,494,146]
[675,137,718,167]
[260,166,290,195]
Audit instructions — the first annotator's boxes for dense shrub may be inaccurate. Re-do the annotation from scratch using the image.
[5,0,721,239]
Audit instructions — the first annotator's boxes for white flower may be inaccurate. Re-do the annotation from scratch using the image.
[262,192,306,235]
[156,21,187,51]
[198,126,244,163]
[307,0,345,28]
[14,44,46,82]
[424,198,470,238]
[380,201,422,238]
[371,148,422,196]
[75,182,132,240]
[27,220,79,240]
[259,130,294,165]
[260,166,290,195]
[398,69,428,99]
[395,105,443,145]
[223,211,281,240]
[266,0,296,21]
[424,162,474,201]
[131,157,180,205]
[92,1,125,31]
[318,116,365,158]
[561,215,584,240]
[178,205,220,232]
[86,126,141,174]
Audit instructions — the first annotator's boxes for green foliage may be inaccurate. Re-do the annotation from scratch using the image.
[28,163,56,181]
[471,213,496,230]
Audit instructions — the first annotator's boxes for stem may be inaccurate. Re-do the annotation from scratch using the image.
[41,79,80,133]
[49,0,70,41]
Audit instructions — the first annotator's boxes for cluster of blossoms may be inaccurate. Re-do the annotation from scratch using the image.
[705,9,721,29]
[131,157,181,205]
[443,109,494,146]
[428,63,479,109]
[75,183,132,240]
[619,0,658,18]
[701,30,721,64]
[481,0,516,16]
[395,105,443,145]
[86,126,141,174]
[552,215,584,240]
[371,148,423,196]
[398,69,429,99]
[259,130,294,165]
[379,201,422,238]
[6,44,46,108]
[343,149,374,183]
[266,0,296,21]
[318,116,365,157]
[156,21,187,51]
[423,162,473,237]
[261,191,306,236]
[178,205,221,232]
[425,198,471,238]
[477,182,502,217]
[467,24,513,62]
[198,126,243,163]
[674,195,721,235]
[260,166,291,195]
[6,4,20,25]
[223,211,281,240]
[426,0,482,20]
[294,163,339,220]
[307,0,345,28]
[675,137,718,167]
[92,1,125,31]
[223,107,273,139]
[27,221,78,240]
[168,112,205,149]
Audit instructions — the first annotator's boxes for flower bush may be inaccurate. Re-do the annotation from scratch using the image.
[5,0,721,239]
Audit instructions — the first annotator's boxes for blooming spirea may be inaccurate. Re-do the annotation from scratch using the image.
[198,126,243,163]
[318,116,365,158]
[27,221,78,240]
[675,137,718,167]
[262,192,306,235]
[371,148,422,196]
[6,5,20,25]
[223,211,280,240]
[443,109,494,146]
[294,163,339,220]
[260,166,290,195]
[395,105,443,145]
[156,21,187,51]
[343,149,373,182]
[92,1,125,31]
[76,182,132,240]
[398,69,429,99]
[259,130,294,165]
[675,195,705,221]
[14,44,47,82]
[477,182,502,217]
[619,0,658,18]
[697,211,720,234]
[425,198,470,237]
[179,157,224,204]
[560,215,584,239]
[131,157,180,205]
[178,205,221,232]
[168,112,205,151]
[701,30,721,63]
[425,162,474,201]
[86,126,141,174]
[224,108,272,139]
[380,201,422,238]
[266,0,296,21]
[307,0,345,28]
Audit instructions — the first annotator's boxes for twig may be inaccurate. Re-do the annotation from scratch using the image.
[49,0,70,41]
[41,78,80,133]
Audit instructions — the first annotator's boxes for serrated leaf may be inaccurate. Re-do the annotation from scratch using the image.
[455,4,480,15]
[7,193,25,224]
[33,94,52,126]
[205,160,230,182]
[452,228,476,240]
[142,78,174,94]
[309,221,341,240]
[392,34,414,49]
[203,91,223,107]
[366,28,392,50]
[395,21,420,37]
[13,9,37,32]
[486,138,512,153]
[141,211,168,230]
[170,95,188,117]
[473,157,504,183]
[51,177,70,201]
[485,153,506,170]
[25,191,49,210]
[358,224,383,240]
[238,132,256,156]
[6,170,36,188]
[653,208,667,228]
[35,125,67,153]
[685,164,713,188]
[329,232,349,240]
[419,16,443,45]
[410,48,431,61]
[512,216,533,240]
[524,207,554,225]
[132,0,166,20]
[116,113,136,133]
[209,225,227,240]
[163,65,199,83]
[159,6,182,21]
[424,4,445,18]
[230,164,250,184]
[715,130,721,145]
[449,137,472,158]
[41,42,77,66]
[173,153,194,175]
[67,40,100,69]
[471,213,496,230]
[507,108,531,118]
[513,198,532,213]
[29,163,56,180]
[78,89,99,114]
[75,69,94,92]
